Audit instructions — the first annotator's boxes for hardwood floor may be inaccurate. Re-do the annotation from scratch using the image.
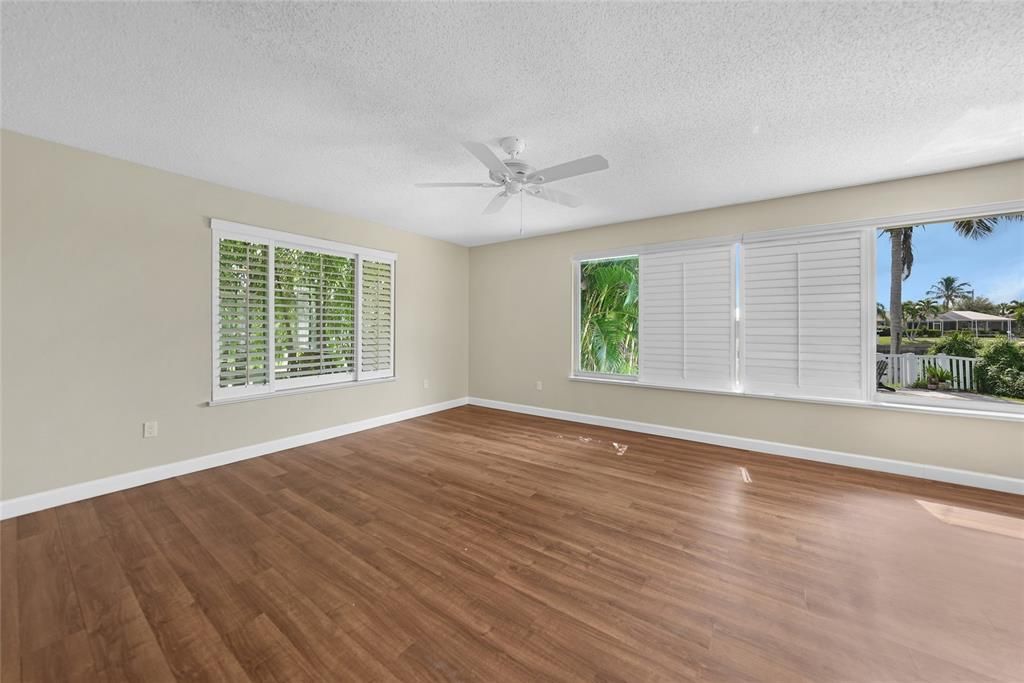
[2,405,1022,682]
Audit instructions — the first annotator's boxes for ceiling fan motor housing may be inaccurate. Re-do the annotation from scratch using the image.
[490,159,534,184]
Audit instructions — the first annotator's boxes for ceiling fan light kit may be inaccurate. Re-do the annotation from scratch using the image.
[415,136,609,229]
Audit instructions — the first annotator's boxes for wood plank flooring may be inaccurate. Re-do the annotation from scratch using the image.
[2,405,1022,682]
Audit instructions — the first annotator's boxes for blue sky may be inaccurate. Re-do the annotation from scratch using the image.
[876,220,1024,307]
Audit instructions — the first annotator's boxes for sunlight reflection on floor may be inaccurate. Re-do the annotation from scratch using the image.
[916,499,1024,540]
[556,434,629,455]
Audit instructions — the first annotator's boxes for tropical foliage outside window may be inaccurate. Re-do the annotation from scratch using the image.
[880,213,1022,355]
[578,257,639,375]
[273,247,357,380]
[876,213,1024,404]
[572,212,1022,411]
[218,238,269,388]
[214,221,396,402]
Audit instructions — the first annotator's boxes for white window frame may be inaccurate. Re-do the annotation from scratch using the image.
[211,218,397,404]
[570,199,1024,421]
[358,257,397,381]
[572,254,641,381]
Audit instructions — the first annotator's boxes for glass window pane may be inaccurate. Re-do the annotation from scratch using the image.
[579,257,639,376]
[274,247,356,380]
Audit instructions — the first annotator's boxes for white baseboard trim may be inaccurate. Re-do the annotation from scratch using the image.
[0,397,469,520]
[5,393,1017,519]
[468,397,1024,495]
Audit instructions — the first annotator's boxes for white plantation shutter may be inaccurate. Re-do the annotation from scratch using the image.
[211,219,396,402]
[215,237,271,399]
[639,241,737,390]
[359,258,395,379]
[741,228,869,400]
[274,246,357,389]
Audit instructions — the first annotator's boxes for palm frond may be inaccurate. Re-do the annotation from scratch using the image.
[580,258,639,374]
[952,218,995,239]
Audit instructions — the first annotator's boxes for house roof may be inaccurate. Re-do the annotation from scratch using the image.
[927,311,1013,322]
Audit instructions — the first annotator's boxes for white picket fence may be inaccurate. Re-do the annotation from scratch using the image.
[876,353,977,391]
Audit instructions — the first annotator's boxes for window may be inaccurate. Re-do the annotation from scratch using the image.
[359,258,394,379]
[216,238,270,394]
[640,240,736,391]
[573,230,871,403]
[741,228,870,400]
[576,257,639,376]
[576,232,867,402]
[273,247,356,389]
[876,212,1024,413]
[572,202,1024,417]
[212,219,396,403]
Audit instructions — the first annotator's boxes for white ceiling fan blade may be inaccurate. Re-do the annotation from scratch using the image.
[526,154,609,184]
[483,191,510,214]
[415,182,497,188]
[529,186,583,208]
[462,141,512,178]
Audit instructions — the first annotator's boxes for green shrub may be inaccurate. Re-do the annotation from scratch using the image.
[926,366,952,382]
[929,330,981,358]
[975,338,1024,399]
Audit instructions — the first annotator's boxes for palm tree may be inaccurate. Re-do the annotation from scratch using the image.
[900,299,936,338]
[876,302,888,327]
[927,276,972,311]
[902,301,921,338]
[917,298,939,316]
[885,227,914,354]
[884,214,1022,354]
[916,298,940,334]
[579,258,639,374]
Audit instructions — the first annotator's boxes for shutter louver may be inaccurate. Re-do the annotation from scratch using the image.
[741,229,867,400]
[639,243,736,390]
[274,247,356,389]
[360,259,394,378]
[216,238,270,398]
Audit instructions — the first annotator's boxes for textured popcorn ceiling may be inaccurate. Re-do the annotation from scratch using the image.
[3,2,1022,246]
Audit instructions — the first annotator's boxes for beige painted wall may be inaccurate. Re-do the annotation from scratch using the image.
[2,130,1021,500]
[470,160,1024,479]
[1,131,469,499]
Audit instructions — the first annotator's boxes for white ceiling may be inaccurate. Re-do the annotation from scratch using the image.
[3,2,1022,246]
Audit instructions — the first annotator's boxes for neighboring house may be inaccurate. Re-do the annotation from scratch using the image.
[925,310,1013,334]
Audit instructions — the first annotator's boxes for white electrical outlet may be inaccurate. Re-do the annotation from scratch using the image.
[535,380,543,391]
[423,378,430,389]
[143,421,158,438]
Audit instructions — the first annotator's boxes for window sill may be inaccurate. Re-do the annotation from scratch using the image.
[568,375,1024,423]
[209,376,397,406]
[874,391,1024,417]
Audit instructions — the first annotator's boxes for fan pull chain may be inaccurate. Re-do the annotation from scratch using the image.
[520,191,525,237]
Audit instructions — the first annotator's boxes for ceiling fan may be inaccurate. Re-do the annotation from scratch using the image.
[415,136,609,214]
